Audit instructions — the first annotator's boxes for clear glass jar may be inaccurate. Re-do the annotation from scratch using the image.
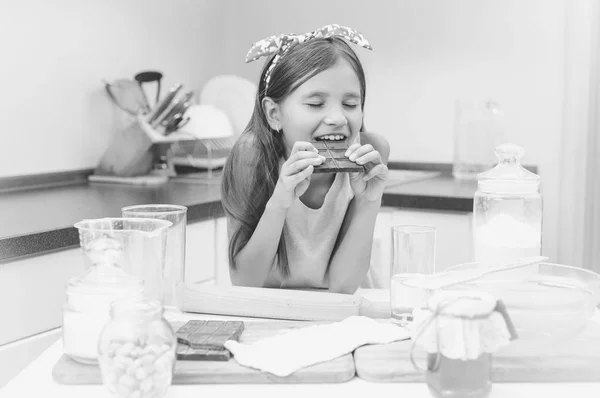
[473,143,542,267]
[98,298,176,398]
[63,237,144,364]
[411,290,517,398]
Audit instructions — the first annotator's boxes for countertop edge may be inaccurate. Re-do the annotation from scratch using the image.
[0,190,474,264]
[0,201,225,264]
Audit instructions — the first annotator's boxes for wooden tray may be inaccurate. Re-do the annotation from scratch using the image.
[354,320,600,382]
[52,321,355,384]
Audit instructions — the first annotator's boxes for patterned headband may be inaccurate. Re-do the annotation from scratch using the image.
[245,24,373,94]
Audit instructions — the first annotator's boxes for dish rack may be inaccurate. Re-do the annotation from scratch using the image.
[170,136,236,182]
[170,136,236,177]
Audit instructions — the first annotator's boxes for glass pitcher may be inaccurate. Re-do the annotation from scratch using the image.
[472,144,542,267]
[74,218,172,302]
[453,99,506,180]
[63,235,144,364]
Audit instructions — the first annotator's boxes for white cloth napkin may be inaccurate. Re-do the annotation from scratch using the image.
[223,315,410,377]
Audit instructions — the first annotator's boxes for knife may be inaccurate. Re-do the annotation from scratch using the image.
[147,83,183,125]
[157,90,194,128]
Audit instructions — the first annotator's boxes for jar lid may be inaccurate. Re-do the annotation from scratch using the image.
[412,290,515,359]
[476,143,540,194]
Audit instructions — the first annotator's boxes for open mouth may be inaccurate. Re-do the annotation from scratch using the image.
[314,134,347,141]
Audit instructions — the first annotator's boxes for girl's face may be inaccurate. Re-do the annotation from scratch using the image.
[277,58,363,157]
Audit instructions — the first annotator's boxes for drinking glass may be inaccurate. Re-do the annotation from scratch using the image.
[122,204,187,317]
[390,225,436,324]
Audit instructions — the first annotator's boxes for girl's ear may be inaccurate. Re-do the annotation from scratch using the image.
[261,97,281,130]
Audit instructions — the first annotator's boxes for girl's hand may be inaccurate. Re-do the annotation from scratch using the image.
[346,143,389,202]
[272,141,325,209]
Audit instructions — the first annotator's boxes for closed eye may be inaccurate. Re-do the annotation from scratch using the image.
[343,103,359,109]
[306,103,324,108]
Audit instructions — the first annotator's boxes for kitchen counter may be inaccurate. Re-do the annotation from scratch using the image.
[0,166,477,262]
[2,311,599,398]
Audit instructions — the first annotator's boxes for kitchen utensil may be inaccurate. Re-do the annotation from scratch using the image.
[354,318,600,382]
[134,70,163,107]
[164,115,190,136]
[52,320,356,385]
[147,83,183,125]
[158,90,194,127]
[183,284,361,321]
[104,79,151,116]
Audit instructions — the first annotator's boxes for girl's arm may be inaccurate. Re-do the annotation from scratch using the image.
[227,200,288,287]
[228,141,325,287]
[326,131,390,294]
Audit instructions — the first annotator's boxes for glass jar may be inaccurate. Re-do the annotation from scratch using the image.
[473,143,542,267]
[63,237,144,364]
[410,290,518,398]
[98,298,176,398]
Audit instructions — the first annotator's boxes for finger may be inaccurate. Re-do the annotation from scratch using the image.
[291,165,314,183]
[282,157,324,176]
[362,164,388,181]
[344,143,362,157]
[347,144,374,162]
[354,150,381,166]
[286,150,323,164]
[290,141,318,156]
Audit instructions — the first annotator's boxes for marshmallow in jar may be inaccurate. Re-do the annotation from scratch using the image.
[98,298,176,398]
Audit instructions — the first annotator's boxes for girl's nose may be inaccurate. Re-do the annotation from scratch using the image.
[323,108,348,126]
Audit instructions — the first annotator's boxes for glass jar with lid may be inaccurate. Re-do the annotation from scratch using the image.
[62,236,144,364]
[410,290,518,398]
[473,143,542,267]
[98,298,176,398]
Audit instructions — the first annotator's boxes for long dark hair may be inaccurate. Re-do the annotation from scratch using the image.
[221,36,367,278]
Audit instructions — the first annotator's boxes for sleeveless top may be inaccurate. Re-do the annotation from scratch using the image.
[263,172,355,289]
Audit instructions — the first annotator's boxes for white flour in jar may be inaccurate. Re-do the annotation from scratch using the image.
[474,213,541,266]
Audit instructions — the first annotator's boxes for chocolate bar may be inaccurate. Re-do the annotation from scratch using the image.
[176,343,232,361]
[312,140,364,173]
[175,320,245,360]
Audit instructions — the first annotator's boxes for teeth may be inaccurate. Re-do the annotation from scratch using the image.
[318,134,345,141]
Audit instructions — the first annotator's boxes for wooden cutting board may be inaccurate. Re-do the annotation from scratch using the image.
[52,321,355,384]
[354,320,600,382]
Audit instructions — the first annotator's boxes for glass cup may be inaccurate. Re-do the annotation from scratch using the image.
[122,204,187,318]
[390,225,436,324]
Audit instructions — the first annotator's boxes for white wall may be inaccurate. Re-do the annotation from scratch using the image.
[219,0,566,262]
[0,0,225,178]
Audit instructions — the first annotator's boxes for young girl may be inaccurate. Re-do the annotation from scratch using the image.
[221,24,389,294]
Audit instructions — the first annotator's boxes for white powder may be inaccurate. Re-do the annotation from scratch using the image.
[474,214,541,265]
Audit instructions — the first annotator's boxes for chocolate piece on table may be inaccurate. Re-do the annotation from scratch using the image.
[176,320,206,345]
[176,343,232,361]
[312,140,364,174]
[175,320,245,353]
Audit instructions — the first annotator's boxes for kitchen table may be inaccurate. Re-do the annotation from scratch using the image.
[2,311,600,398]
